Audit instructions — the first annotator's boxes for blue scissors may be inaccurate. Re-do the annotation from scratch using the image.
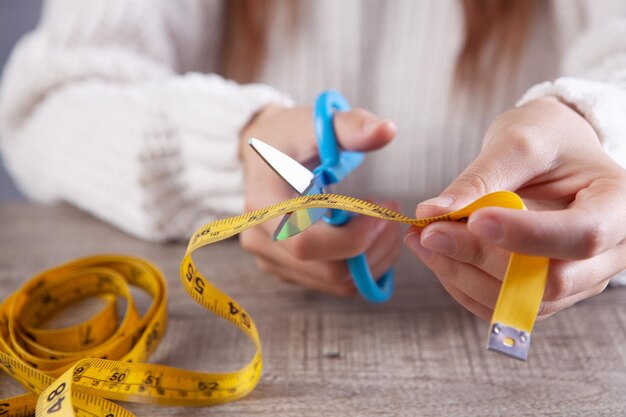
[248,90,394,303]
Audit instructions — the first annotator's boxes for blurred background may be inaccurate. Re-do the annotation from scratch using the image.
[0,0,42,201]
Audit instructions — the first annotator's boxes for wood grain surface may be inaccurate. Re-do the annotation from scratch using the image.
[1,203,625,416]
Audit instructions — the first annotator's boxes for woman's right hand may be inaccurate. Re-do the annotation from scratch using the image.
[239,105,401,296]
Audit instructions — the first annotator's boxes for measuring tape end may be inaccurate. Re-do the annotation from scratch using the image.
[486,322,531,361]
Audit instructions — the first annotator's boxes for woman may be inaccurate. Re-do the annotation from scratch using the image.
[1,0,625,321]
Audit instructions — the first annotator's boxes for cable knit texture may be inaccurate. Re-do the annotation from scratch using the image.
[0,0,625,282]
[0,0,292,240]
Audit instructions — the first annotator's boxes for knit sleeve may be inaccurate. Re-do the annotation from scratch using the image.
[517,0,626,284]
[517,1,626,167]
[0,0,292,241]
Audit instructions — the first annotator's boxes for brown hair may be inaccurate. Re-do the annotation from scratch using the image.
[455,0,538,93]
[218,1,271,84]
[219,0,537,92]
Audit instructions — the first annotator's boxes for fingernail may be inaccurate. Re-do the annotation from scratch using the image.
[421,231,456,255]
[363,118,383,134]
[469,218,503,242]
[404,232,432,261]
[418,195,455,208]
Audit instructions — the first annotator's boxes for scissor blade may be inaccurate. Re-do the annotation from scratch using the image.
[248,137,315,194]
[272,181,326,241]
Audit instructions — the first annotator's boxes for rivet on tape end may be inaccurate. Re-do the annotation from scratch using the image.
[487,322,530,361]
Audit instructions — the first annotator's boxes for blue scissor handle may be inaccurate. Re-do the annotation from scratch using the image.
[313,90,394,303]
[348,255,395,303]
[313,90,364,185]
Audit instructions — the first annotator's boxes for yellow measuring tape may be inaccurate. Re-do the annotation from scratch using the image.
[0,191,548,417]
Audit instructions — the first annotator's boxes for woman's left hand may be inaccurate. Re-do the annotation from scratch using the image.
[404,96,626,321]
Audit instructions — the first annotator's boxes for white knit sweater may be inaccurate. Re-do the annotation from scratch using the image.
[1,1,625,253]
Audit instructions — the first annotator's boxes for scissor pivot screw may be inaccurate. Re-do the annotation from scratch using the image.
[492,325,501,335]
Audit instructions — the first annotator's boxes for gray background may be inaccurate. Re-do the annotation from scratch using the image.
[0,0,43,201]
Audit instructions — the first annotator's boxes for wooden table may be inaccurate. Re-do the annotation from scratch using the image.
[1,203,625,416]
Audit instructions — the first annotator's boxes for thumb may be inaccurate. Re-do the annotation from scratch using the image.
[414,147,536,219]
[333,109,396,152]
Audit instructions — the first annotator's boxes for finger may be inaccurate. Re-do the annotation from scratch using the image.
[419,221,509,279]
[404,226,432,260]
[283,200,401,281]
[244,199,401,292]
[334,108,396,152]
[248,218,400,296]
[241,225,353,285]
[245,227,356,295]
[538,279,610,319]
[439,281,493,322]
[413,103,573,219]
[268,221,399,296]
[279,200,398,261]
[253,255,297,285]
[467,179,626,259]
[248,195,386,259]
[405,228,502,309]
[543,240,626,302]
[414,144,542,219]
[427,255,502,310]
[255,254,357,297]
[273,107,397,160]
[363,219,403,279]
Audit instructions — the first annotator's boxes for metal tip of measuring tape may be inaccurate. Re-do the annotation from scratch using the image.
[487,322,530,361]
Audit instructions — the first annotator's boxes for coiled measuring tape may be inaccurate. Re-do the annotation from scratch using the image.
[0,191,548,417]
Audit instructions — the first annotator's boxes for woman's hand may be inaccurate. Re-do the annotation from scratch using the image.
[404,97,626,320]
[239,105,401,296]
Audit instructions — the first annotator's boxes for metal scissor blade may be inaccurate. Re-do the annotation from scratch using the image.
[272,180,326,241]
[248,137,315,194]
[248,137,327,241]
